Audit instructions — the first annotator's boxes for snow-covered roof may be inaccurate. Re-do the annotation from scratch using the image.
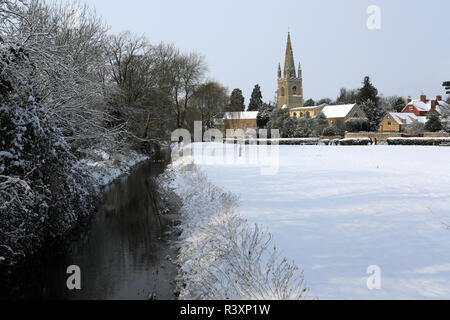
[322,104,357,119]
[406,99,450,115]
[388,112,427,125]
[223,112,258,120]
[290,106,321,111]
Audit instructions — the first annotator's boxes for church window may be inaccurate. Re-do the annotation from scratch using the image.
[306,111,311,118]
[281,88,285,97]
[293,113,297,118]
[300,112,304,117]
[292,86,297,95]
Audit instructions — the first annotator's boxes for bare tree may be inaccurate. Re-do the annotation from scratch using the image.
[151,43,207,128]
[191,81,229,130]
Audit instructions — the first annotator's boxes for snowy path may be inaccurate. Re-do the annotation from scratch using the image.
[192,144,450,299]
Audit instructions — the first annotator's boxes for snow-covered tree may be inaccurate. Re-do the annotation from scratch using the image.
[360,99,385,131]
[406,122,425,135]
[0,42,94,269]
[425,114,443,132]
[256,102,274,129]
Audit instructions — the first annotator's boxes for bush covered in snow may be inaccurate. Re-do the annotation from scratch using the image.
[0,47,95,268]
[387,138,450,146]
[339,138,372,146]
[225,138,320,146]
[161,159,309,300]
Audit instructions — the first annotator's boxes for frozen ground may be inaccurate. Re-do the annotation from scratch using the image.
[190,143,450,300]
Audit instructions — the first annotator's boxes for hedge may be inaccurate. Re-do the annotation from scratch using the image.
[387,138,450,146]
[339,138,372,146]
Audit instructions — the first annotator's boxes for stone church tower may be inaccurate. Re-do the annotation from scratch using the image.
[277,32,304,108]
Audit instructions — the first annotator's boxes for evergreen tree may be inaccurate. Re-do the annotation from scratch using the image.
[443,81,450,94]
[228,88,245,112]
[257,102,275,128]
[294,117,314,138]
[357,76,379,107]
[357,77,384,131]
[425,114,443,132]
[304,98,315,106]
[313,112,329,136]
[267,108,296,138]
[248,84,263,111]
[392,97,407,112]
[360,99,386,131]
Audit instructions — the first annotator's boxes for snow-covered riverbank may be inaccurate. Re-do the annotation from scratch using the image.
[80,149,150,189]
[161,155,308,300]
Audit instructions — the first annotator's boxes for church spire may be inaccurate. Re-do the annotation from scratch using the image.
[284,32,296,79]
[278,63,282,78]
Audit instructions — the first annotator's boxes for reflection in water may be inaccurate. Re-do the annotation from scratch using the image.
[1,158,176,300]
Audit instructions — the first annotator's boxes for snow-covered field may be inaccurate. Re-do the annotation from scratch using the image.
[190,143,450,300]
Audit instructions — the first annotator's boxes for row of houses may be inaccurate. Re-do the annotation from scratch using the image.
[379,95,449,133]
[215,94,449,134]
[216,104,365,132]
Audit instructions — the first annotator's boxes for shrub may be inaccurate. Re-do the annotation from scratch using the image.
[322,127,337,137]
[339,138,372,146]
[406,122,425,135]
[387,138,450,146]
[345,118,370,132]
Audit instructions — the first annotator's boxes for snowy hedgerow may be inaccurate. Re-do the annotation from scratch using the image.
[339,138,372,146]
[162,158,308,300]
[387,138,450,146]
[0,45,95,270]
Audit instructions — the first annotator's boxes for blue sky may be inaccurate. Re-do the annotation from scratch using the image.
[81,0,449,104]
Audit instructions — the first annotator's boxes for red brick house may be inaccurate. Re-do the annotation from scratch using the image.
[402,95,449,117]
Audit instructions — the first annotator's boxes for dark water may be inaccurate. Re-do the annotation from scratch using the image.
[1,156,178,300]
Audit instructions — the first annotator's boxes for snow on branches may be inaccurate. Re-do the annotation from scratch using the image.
[161,160,309,300]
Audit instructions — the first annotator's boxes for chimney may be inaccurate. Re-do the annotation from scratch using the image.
[436,95,442,101]
[407,96,412,104]
[420,94,427,103]
[430,100,437,112]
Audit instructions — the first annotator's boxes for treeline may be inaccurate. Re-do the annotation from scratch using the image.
[0,0,227,271]
[255,76,449,138]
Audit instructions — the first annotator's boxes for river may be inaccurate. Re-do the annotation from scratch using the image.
[0,155,178,300]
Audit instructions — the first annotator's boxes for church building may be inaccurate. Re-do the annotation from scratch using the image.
[277,32,304,109]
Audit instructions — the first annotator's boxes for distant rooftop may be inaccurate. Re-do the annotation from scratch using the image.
[322,104,357,119]
[223,111,258,120]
